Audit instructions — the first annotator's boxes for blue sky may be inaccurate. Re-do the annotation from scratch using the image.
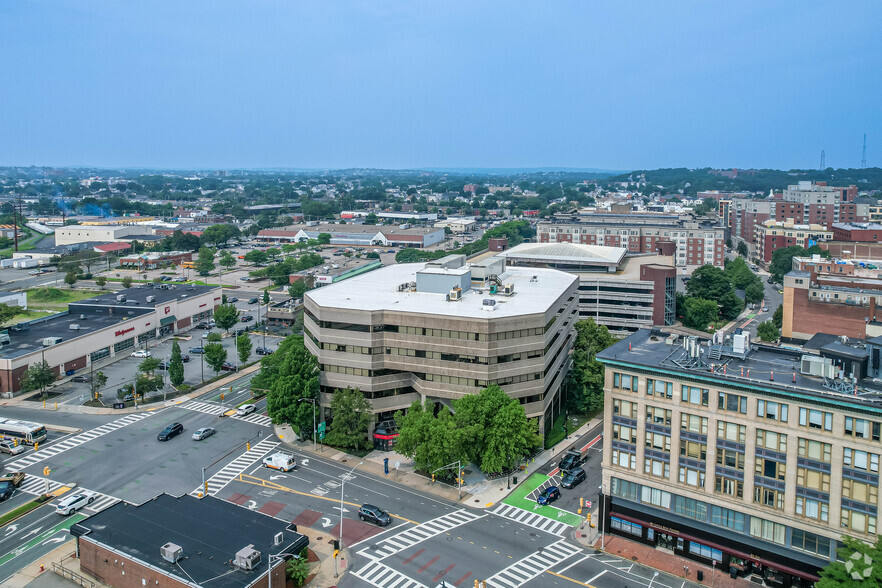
[1,1,880,171]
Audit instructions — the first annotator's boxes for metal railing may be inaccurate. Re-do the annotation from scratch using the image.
[51,562,96,588]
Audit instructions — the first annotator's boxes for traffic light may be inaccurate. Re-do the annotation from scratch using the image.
[43,466,50,476]
[333,550,339,559]
[333,539,340,551]
[220,392,225,400]
[579,497,584,508]
[587,513,592,523]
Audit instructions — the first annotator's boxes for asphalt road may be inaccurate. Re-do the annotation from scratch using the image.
[0,500,84,584]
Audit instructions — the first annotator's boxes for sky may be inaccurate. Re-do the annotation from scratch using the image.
[1,1,880,171]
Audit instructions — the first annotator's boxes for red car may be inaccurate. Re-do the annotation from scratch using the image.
[220,362,237,371]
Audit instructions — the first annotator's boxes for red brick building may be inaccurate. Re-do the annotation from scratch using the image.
[831,223,882,242]
[755,220,832,263]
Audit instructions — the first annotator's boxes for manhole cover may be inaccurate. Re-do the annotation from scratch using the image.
[530,533,537,538]
[316,537,323,541]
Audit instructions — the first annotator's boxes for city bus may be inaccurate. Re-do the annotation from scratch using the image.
[0,417,48,444]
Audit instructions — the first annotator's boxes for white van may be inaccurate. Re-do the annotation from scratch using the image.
[262,452,296,472]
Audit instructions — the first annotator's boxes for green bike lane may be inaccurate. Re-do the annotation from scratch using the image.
[0,502,86,582]
[501,472,583,527]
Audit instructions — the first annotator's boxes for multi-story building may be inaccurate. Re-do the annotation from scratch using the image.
[869,205,882,222]
[728,198,771,254]
[303,255,578,435]
[537,215,724,269]
[831,222,882,243]
[781,257,882,341]
[257,224,445,249]
[755,220,833,263]
[774,181,863,229]
[496,242,676,335]
[599,328,882,586]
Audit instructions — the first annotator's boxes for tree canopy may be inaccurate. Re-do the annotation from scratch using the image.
[324,387,372,451]
[195,247,215,276]
[263,336,319,439]
[200,223,240,247]
[569,319,617,413]
[818,535,882,587]
[213,303,239,332]
[203,342,227,374]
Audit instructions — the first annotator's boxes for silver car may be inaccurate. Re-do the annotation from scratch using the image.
[192,427,215,441]
[0,440,24,455]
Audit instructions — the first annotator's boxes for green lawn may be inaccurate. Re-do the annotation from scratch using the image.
[502,472,583,527]
[26,287,103,311]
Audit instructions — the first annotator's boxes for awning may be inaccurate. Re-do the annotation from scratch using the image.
[160,316,177,326]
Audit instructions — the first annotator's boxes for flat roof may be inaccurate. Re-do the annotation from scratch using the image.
[71,285,217,309]
[598,329,882,413]
[307,263,577,319]
[73,494,307,588]
[261,224,440,237]
[499,242,627,266]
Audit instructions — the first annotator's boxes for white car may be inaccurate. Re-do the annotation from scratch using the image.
[132,349,152,358]
[56,492,96,515]
[236,404,256,416]
[0,440,24,455]
[28,269,41,275]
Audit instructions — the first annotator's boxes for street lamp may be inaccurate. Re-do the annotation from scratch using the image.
[268,552,295,588]
[297,398,317,450]
[336,461,363,578]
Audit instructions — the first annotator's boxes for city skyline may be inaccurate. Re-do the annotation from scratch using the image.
[1,1,880,171]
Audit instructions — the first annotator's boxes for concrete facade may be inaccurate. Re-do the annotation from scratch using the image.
[55,225,155,245]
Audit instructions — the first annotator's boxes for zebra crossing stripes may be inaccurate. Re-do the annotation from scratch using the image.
[486,539,581,588]
[82,491,120,515]
[180,401,273,427]
[358,509,485,560]
[491,503,572,537]
[351,560,428,588]
[17,477,120,514]
[5,413,153,470]
[190,436,279,497]
[18,475,66,496]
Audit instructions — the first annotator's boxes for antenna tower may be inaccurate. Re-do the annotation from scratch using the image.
[862,134,867,169]
[820,150,825,171]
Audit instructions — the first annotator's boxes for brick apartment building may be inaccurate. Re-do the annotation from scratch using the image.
[537,214,724,268]
[755,220,833,263]
[773,181,864,229]
[728,199,771,254]
[831,223,882,243]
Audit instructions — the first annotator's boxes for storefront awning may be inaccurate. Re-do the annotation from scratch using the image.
[160,316,177,326]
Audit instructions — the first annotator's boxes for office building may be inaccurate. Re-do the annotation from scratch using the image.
[599,328,882,586]
[728,199,771,255]
[496,242,676,335]
[257,224,445,249]
[304,255,578,435]
[755,220,833,263]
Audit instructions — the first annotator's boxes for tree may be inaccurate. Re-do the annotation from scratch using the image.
[218,252,236,270]
[324,387,372,451]
[756,320,779,342]
[64,271,78,288]
[682,297,719,330]
[569,319,617,413]
[264,336,319,438]
[95,276,107,289]
[725,238,733,249]
[745,281,764,305]
[121,276,133,288]
[203,342,228,375]
[289,281,308,299]
[395,401,466,477]
[0,303,23,325]
[169,340,185,387]
[20,360,56,398]
[772,304,783,329]
[737,241,748,257]
[286,548,311,587]
[687,265,742,319]
[817,535,882,587]
[244,250,268,264]
[237,334,252,364]
[90,371,108,400]
[263,290,270,304]
[207,332,222,343]
[769,245,808,282]
[364,213,378,225]
[213,303,238,333]
[317,232,331,245]
[138,357,160,375]
[195,247,215,276]
[200,223,240,247]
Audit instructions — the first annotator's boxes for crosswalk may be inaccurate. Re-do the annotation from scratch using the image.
[190,436,279,497]
[486,539,581,588]
[179,400,273,427]
[357,509,485,560]
[5,413,153,470]
[490,503,572,537]
[17,476,120,515]
[351,560,428,588]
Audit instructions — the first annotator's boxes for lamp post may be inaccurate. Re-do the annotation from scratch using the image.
[336,461,363,578]
[599,484,606,550]
[268,552,294,588]
[297,398,317,450]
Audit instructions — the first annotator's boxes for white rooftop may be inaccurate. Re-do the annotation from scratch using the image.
[500,242,627,265]
[306,263,576,319]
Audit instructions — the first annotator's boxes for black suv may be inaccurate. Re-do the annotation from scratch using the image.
[255,347,273,355]
[560,467,586,489]
[358,504,391,527]
[157,423,184,441]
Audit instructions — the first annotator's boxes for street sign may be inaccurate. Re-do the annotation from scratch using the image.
[317,422,326,440]
[586,501,592,509]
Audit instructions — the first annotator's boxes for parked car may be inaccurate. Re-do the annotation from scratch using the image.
[0,440,25,455]
[560,468,586,489]
[248,298,259,304]
[255,347,273,355]
[122,394,134,402]
[0,472,25,501]
[358,504,391,527]
[236,404,256,416]
[181,354,190,363]
[190,347,205,354]
[762,306,769,312]
[157,423,184,441]
[240,315,253,322]
[192,427,215,441]
[228,297,239,303]
[537,486,561,505]
[55,492,96,515]
[28,269,41,275]
[196,322,210,330]
[220,362,236,371]
[71,375,92,383]
[132,349,151,358]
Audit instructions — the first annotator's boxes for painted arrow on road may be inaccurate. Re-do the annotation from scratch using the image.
[42,536,67,546]
[23,527,43,538]
[245,500,258,510]
[4,525,18,535]
[300,459,309,467]
[320,517,333,528]
[270,475,287,480]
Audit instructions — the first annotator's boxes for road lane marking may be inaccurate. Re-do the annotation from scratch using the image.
[487,540,581,588]
[545,569,597,587]
[559,554,590,573]
[586,569,607,584]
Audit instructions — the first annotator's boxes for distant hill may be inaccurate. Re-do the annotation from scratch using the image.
[605,167,882,194]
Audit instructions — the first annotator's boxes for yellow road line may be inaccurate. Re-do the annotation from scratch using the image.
[545,570,596,587]
[235,474,419,525]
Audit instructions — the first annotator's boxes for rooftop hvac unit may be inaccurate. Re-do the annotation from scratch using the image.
[69,324,80,331]
[160,542,183,564]
[146,295,156,303]
[79,314,86,320]
[42,337,62,347]
[448,287,462,301]
[235,545,261,570]
[482,299,496,306]
[273,532,284,546]
[501,283,515,296]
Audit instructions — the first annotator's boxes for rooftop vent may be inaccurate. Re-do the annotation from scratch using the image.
[447,287,462,302]
[273,532,284,546]
[161,542,183,564]
[79,314,86,320]
[234,545,261,570]
[69,324,80,331]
